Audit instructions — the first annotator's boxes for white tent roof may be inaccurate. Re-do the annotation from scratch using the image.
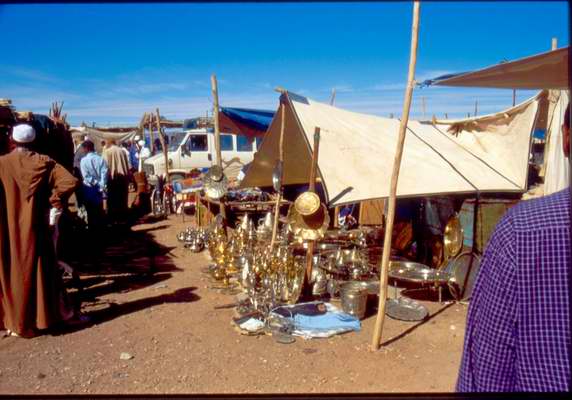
[241,91,542,206]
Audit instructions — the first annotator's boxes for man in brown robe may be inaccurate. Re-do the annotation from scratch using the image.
[0,124,78,337]
[102,139,130,224]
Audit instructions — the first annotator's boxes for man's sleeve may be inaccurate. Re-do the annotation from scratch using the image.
[456,212,517,392]
[49,162,79,209]
[100,158,109,190]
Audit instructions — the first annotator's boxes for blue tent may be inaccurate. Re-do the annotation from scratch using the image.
[219,107,275,138]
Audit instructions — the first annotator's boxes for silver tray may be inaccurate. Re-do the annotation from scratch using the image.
[388,261,450,284]
[385,298,428,321]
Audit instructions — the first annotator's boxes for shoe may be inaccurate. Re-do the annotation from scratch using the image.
[65,314,92,327]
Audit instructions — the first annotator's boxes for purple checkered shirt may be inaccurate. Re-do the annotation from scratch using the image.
[457,189,571,392]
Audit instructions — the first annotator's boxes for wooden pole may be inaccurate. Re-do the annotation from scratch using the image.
[270,104,286,249]
[155,108,170,185]
[371,0,421,351]
[138,113,146,138]
[148,114,156,154]
[210,74,227,222]
[304,128,321,295]
[551,37,558,50]
[330,89,336,106]
[211,75,222,169]
[474,100,478,117]
[512,90,516,107]
[445,113,448,119]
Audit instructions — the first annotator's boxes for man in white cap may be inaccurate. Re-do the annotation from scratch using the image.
[0,124,79,338]
[137,139,151,173]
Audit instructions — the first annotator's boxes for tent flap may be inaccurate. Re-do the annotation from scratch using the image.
[421,46,569,90]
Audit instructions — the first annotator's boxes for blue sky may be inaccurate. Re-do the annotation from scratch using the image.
[0,1,569,126]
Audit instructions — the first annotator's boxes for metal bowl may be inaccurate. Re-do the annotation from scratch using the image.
[339,280,380,296]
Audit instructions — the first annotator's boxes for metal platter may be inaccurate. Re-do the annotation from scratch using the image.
[388,261,451,284]
[444,216,464,260]
[385,297,429,322]
[444,251,481,301]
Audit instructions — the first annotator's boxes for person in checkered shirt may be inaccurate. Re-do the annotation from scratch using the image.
[457,103,571,392]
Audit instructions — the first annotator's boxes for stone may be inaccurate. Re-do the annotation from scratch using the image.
[120,352,134,360]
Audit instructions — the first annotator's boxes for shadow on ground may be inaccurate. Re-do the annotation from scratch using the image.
[53,210,187,333]
[51,286,200,335]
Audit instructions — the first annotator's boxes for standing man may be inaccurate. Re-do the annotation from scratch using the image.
[80,140,108,240]
[0,124,78,337]
[102,139,130,225]
[137,139,151,173]
[457,104,570,392]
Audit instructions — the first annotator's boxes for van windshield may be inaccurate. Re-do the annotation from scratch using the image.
[168,132,186,151]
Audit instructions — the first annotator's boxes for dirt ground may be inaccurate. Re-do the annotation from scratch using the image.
[0,213,468,395]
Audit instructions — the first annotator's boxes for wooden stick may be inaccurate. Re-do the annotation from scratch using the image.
[155,108,170,185]
[474,100,478,117]
[330,89,336,106]
[138,113,146,138]
[196,191,201,228]
[371,0,421,351]
[304,127,321,293]
[270,103,286,249]
[308,128,321,192]
[149,114,156,154]
[211,75,222,169]
[210,74,227,223]
[512,90,516,107]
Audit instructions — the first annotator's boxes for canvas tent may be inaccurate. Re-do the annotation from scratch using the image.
[70,126,139,152]
[421,46,569,90]
[422,46,570,195]
[241,91,542,206]
[542,90,570,194]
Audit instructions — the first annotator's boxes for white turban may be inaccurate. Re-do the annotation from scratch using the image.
[134,135,141,141]
[12,124,36,144]
[137,139,146,147]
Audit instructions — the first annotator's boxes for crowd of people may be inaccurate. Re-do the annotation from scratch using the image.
[1,126,153,338]
[72,135,151,233]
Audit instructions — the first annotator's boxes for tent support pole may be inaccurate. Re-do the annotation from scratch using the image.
[155,108,170,186]
[371,0,421,351]
[211,74,227,222]
[304,128,321,296]
[270,104,286,249]
[459,194,479,300]
[149,114,156,154]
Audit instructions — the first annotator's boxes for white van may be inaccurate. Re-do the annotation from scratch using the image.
[142,128,260,182]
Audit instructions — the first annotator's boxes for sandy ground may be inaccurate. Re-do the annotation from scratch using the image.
[0,214,468,395]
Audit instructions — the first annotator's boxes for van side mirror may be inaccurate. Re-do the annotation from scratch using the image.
[182,146,191,157]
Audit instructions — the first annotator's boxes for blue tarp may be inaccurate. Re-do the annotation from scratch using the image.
[220,107,275,132]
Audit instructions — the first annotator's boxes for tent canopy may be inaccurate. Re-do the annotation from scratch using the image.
[240,91,542,206]
[218,107,275,138]
[421,46,569,90]
[70,126,138,152]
